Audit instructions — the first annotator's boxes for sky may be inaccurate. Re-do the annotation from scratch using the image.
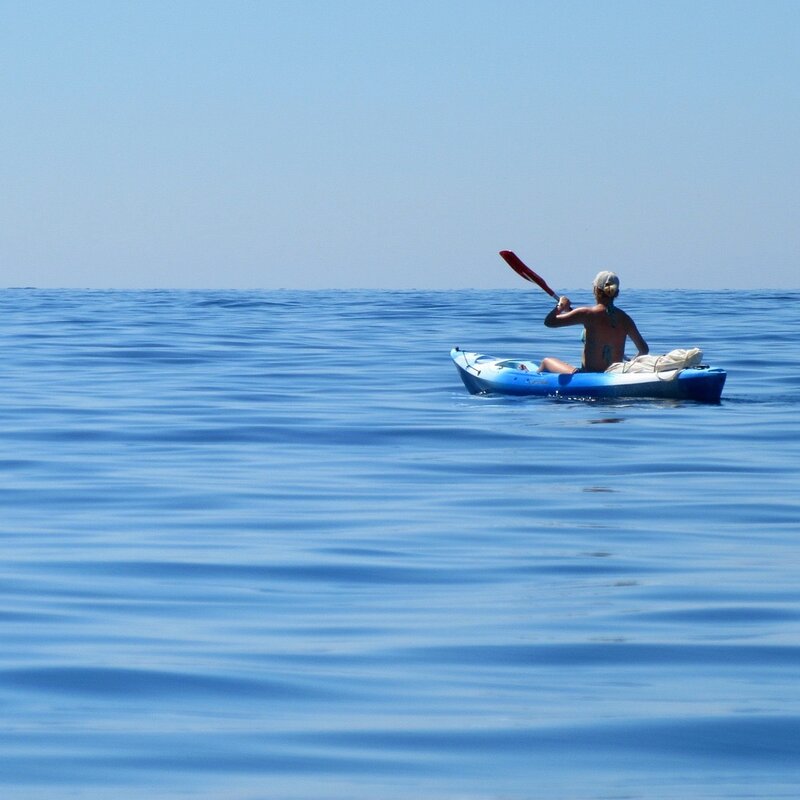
[1,0,798,290]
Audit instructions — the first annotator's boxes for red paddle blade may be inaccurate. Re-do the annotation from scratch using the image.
[499,250,558,299]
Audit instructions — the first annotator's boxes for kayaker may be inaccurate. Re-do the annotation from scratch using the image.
[539,271,649,373]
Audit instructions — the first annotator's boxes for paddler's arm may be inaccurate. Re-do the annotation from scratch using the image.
[626,318,649,356]
[544,296,588,328]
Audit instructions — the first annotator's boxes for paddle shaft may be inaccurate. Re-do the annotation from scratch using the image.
[499,250,559,300]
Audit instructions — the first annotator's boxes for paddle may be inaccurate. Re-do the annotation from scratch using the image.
[499,250,559,300]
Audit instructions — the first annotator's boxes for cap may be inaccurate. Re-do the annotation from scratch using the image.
[593,270,620,298]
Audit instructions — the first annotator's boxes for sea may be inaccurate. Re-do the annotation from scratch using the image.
[1,288,798,800]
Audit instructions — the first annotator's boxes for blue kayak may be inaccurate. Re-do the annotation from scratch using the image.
[451,348,726,403]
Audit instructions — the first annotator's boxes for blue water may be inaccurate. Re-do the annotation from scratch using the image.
[1,288,799,799]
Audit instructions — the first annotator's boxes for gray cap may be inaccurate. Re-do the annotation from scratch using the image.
[593,271,620,297]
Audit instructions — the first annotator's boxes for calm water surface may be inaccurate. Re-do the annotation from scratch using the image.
[1,289,798,799]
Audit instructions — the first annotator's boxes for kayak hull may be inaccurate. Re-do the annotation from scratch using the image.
[451,349,726,403]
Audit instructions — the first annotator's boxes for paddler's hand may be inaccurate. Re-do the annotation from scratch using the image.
[556,296,572,313]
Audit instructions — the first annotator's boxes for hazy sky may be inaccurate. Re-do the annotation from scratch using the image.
[2,0,798,289]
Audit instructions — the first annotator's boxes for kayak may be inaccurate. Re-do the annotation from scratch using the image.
[451,348,726,403]
[452,348,726,402]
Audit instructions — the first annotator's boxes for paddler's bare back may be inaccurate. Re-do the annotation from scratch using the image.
[581,304,638,371]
